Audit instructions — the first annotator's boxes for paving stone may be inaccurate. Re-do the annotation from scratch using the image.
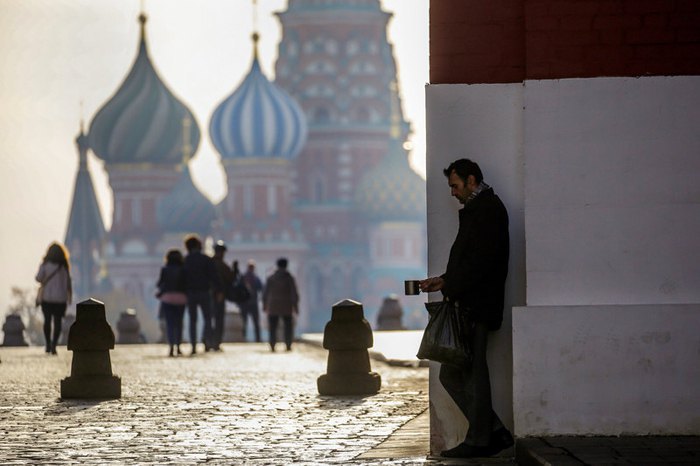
[0,343,431,465]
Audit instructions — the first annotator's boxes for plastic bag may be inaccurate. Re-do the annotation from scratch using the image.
[416,300,472,366]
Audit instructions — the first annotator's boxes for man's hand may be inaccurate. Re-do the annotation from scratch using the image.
[419,277,444,293]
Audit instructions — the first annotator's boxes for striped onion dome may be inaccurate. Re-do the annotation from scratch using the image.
[156,165,215,233]
[88,14,200,165]
[209,36,307,160]
[355,138,426,222]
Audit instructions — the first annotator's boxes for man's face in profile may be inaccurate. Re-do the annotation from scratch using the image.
[448,171,471,204]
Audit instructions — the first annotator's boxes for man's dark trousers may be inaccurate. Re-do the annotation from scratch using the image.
[187,290,213,349]
[212,298,225,349]
[439,321,505,446]
[240,303,261,342]
[268,315,293,350]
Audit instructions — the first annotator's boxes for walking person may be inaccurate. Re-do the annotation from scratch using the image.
[262,258,299,352]
[35,242,72,355]
[183,234,222,355]
[419,158,514,458]
[240,260,263,342]
[211,241,234,351]
[156,248,187,357]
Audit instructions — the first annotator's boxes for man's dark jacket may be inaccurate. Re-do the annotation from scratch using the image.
[441,188,509,330]
[184,250,222,294]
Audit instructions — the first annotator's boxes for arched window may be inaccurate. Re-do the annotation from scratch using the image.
[267,185,277,215]
[314,107,330,123]
[356,107,370,123]
[312,175,326,203]
[243,185,253,217]
[308,266,323,306]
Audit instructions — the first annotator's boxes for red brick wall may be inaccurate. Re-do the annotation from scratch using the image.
[430,0,525,84]
[430,0,700,83]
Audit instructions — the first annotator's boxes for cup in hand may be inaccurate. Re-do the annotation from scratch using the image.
[404,280,420,295]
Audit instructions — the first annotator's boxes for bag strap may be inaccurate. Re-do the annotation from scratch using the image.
[40,264,62,286]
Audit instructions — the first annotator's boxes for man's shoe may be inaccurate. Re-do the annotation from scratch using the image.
[483,428,515,456]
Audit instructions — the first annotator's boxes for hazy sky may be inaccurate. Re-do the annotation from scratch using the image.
[0,0,429,316]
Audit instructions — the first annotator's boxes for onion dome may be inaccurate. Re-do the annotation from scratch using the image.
[88,13,200,165]
[209,33,307,160]
[355,138,426,222]
[156,165,215,233]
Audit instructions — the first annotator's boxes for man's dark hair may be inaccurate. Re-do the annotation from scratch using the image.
[276,257,288,269]
[184,234,202,252]
[443,158,483,184]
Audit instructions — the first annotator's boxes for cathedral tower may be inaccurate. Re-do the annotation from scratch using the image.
[274,0,417,326]
[87,13,210,304]
[64,123,107,301]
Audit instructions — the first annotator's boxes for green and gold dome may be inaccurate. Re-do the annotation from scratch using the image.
[355,138,426,222]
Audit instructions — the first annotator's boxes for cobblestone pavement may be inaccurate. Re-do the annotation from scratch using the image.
[1,342,435,465]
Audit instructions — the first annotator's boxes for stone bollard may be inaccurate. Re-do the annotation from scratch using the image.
[61,298,121,399]
[2,314,29,346]
[376,295,405,331]
[317,299,381,395]
[117,308,141,344]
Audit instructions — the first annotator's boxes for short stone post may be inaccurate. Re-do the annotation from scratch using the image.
[2,314,28,346]
[317,299,381,395]
[376,295,405,331]
[61,298,121,399]
[117,308,141,344]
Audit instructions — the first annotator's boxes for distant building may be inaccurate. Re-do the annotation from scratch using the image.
[65,1,426,332]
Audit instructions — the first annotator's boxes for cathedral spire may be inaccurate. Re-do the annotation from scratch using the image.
[65,120,107,300]
[252,0,260,58]
[138,3,147,42]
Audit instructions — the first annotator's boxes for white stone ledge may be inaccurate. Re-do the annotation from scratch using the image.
[512,304,700,437]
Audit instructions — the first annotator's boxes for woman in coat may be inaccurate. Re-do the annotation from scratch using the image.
[35,242,72,355]
[156,249,187,357]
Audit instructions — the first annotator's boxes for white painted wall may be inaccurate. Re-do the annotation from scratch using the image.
[425,83,525,452]
[524,77,700,306]
[426,76,700,442]
[513,304,700,436]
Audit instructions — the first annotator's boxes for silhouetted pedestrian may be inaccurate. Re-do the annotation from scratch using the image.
[240,260,263,342]
[212,241,234,351]
[183,234,222,355]
[35,242,72,355]
[156,248,187,357]
[262,257,299,352]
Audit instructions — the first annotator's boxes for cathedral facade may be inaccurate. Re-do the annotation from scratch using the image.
[65,0,426,333]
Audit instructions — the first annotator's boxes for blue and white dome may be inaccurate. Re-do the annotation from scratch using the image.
[88,14,200,165]
[209,41,307,160]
